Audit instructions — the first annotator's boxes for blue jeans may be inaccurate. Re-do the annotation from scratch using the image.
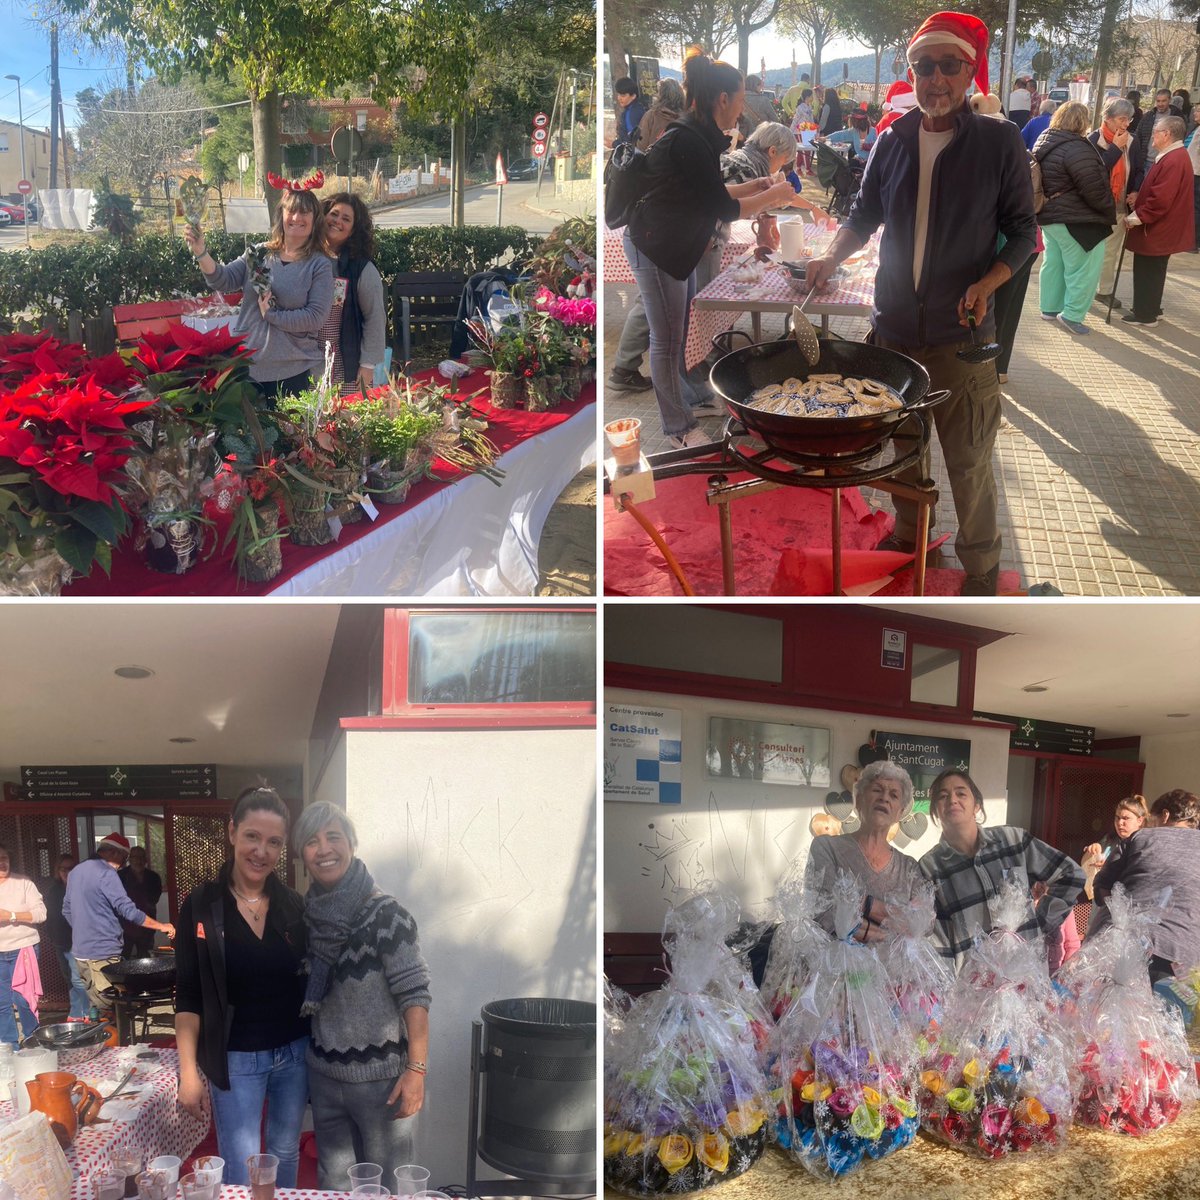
[208,1035,309,1186]
[624,230,703,437]
[0,946,39,1045]
[55,948,92,1020]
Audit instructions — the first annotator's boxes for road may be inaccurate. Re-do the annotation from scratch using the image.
[0,179,587,250]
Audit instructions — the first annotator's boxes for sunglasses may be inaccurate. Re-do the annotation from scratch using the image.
[910,56,973,77]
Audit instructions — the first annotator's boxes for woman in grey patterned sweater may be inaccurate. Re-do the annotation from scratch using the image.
[295,802,432,1190]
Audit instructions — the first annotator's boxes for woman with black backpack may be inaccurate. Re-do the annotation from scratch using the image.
[624,48,799,449]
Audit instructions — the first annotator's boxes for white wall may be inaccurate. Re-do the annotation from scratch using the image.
[603,687,1012,933]
[1140,731,1200,802]
[310,726,596,1190]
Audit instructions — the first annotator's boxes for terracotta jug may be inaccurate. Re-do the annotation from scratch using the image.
[26,1070,100,1146]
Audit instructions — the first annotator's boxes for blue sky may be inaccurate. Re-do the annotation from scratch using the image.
[1,19,121,134]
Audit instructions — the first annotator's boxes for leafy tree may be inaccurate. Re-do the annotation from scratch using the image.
[730,0,784,74]
[776,0,847,86]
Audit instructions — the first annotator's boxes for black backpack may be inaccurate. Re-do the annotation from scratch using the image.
[603,140,651,229]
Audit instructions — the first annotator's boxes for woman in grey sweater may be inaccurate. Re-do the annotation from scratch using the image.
[184,188,334,402]
[295,802,432,1190]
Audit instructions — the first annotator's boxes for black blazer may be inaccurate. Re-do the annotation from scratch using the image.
[174,863,306,1090]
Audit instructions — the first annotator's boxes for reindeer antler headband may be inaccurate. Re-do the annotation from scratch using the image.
[266,169,325,192]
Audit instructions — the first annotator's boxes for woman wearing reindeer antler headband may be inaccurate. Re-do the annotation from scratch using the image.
[184,174,334,404]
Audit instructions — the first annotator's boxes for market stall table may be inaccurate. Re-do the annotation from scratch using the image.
[63,371,596,597]
[0,1047,209,1198]
[603,220,760,284]
[603,1101,1200,1200]
[210,1192,352,1199]
[687,229,879,370]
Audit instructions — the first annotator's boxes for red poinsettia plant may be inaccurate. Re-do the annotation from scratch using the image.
[131,324,258,427]
[0,334,156,576]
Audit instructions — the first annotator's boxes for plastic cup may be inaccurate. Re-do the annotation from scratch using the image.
[149,1156,180,1194]
[136,1170,172,1200]
[247,1153,279,1199]
[190,1156,223,1187]
[91,1173,125,1200]
[393,1165,431,1198]
[177,1176,217,1200]
[349,1163,384,1188]
[351,1188,392,1198]
[604,418,642,467]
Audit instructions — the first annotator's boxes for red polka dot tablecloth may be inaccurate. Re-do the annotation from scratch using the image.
[0,1047,211,1199]
[215,1190,352,1198]
[685,230,883,369]
[603,220,759,284]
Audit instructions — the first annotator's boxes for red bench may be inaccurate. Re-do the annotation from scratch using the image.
[112,294,242,345]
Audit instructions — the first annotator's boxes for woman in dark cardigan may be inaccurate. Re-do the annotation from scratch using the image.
[321,192,387,393]
[175,787,309,1187]
[624,48,799,450]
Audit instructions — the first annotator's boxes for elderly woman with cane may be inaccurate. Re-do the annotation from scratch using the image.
[296,802,432,1190]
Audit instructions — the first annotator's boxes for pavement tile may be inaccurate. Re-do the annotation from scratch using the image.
[603,253,1200,596]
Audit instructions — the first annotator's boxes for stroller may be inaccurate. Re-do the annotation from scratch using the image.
[814,142,861,219]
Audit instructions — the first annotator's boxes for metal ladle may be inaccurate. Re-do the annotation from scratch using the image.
[956,312,1002,364]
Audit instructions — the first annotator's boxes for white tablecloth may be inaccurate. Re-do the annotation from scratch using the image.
[268,399,596,595]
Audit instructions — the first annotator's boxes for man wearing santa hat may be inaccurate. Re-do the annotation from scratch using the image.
[807,10,1036,595]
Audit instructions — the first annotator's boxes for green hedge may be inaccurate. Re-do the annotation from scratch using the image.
[0,226,542,326]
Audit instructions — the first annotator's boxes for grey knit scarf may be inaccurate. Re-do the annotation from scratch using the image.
[301,855,377,1016]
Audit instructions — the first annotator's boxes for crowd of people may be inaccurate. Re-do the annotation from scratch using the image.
[805,761,1200,1011]
[183,188,387,402]
[608,11,1198,594]
[0,789,431,1189]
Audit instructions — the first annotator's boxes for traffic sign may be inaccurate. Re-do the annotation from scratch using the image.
[16,180,32,195]
[330,126,364,162]
[1032,50,1053,74]
[237,153,250,174]
[532,143,547,157]
[495,153,508,185]
[532,128,548,143]
[533,112,549,128]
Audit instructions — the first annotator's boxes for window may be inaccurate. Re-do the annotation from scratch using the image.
[910,643,962,707]
[380,608,595,724]
[356,110,368,132]
[0,134,8,153]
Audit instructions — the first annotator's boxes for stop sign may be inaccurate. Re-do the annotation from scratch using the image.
[16,180,32,195]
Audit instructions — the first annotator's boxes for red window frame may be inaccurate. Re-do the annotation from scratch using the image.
[373,606,596,730]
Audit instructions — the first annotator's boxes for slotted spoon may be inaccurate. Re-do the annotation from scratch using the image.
[956,312,1002,364]
[790,291,821,367]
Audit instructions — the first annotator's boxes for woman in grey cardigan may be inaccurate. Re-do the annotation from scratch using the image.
[184,188,334,402]
[295,802,432,1190]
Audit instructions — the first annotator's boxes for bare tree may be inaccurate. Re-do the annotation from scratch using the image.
[730,0,783,74]
[1130,0,1197,87]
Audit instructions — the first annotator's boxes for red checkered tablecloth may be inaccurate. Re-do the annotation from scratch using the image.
[603,220,759,283]
[686,230,880,369]
[2,1048,211,1198]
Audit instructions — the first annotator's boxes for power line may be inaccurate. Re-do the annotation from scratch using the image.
[96,98,252,115]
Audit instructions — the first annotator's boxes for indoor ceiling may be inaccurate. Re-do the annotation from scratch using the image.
[879,603,1200,739]
[0,604,343,780]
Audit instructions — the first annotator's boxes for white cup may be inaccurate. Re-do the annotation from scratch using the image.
[779,216,807,262]
[14,1047,56,1115]
[393,1164,431,1198]
[150,1156,181,1198]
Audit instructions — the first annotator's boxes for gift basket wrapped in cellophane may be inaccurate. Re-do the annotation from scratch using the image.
[759,866,829,1021]
[768,870,921,1178]
[882,878,954,1038]
[918,877,1074,1157]
[1055,884,1199,1135]
[604,890,774,1196]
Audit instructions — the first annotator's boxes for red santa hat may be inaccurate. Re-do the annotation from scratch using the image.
[907,11,990,97]
[98,832,131,856]
[882,80,918,113]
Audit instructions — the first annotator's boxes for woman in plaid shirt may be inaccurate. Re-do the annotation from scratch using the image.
[918,769,1085,970]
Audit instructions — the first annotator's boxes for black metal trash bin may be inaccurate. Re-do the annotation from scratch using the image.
[478,997,596,1184]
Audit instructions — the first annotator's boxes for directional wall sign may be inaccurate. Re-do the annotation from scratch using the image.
[20,764,217,801]
[974,712,1095,756]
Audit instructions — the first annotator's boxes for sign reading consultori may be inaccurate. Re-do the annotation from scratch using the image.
[604,704,683,804]
[871,730,971,813]
[705,717,830,787]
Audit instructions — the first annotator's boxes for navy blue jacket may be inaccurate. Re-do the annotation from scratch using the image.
[615,99,647,147]
[845,105,1037,346]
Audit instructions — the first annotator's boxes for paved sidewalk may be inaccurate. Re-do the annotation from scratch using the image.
[602,252,1200,596]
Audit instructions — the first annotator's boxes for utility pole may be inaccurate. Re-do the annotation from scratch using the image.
[49,24,61,189]
[569,68,578,156]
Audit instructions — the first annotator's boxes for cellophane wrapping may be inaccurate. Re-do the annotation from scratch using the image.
[759,867,829,1021]
[882,879,954,1038]
[1056,884,1198,1135]
[768,870,921,1178]
[604,890,773,1196]
[919,877,1073,1157]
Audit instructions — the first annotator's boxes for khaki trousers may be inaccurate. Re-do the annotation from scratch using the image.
[1097,222,1127,295]
[76,955,123,1012]
[874,334,1002,576]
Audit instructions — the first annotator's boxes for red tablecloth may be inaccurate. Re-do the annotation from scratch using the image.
[64,371,594,597]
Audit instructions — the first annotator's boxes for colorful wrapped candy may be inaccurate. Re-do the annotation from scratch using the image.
[604,890,773,1196]
[1057,885,1198,1135]
[768,871,920,1178]
[881,879,953,1037]
[759,868,829,1021]
[918,878,1074,1157]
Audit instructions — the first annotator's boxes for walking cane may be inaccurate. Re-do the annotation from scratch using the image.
[1106,223,1128,327]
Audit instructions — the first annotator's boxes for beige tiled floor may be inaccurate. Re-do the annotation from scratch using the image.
[603,252,1200,595]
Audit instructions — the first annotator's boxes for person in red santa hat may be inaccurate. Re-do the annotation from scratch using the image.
[64,831,176,1014]
[876,80,918,135]
[806,10,1036,596]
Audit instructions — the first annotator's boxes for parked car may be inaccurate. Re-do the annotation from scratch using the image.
[0,208,11,228]
[507,158,541,180]
[0,202,28,224]
[1047,87,1070,104]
